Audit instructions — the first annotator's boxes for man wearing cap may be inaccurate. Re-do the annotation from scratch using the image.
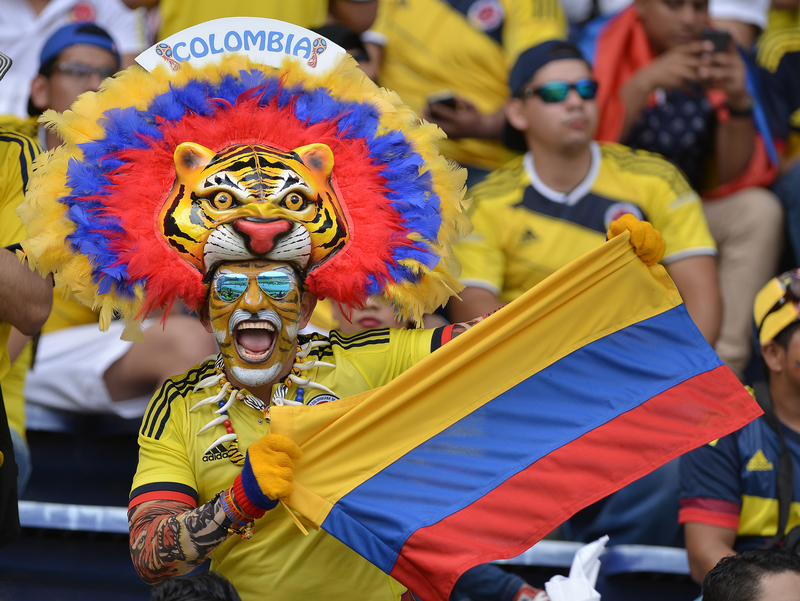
[449,40,721,348]
[678,269,800,583]
[0,0,144,119]
[448,40,722,548]
[0,22,121,150]
[6,22,218,429]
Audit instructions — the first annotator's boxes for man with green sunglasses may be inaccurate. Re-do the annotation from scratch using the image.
[449,39,722,548]
[450,39,720,348]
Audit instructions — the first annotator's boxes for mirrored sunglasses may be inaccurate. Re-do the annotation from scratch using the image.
[519,78,598,103]
[215,271,292,302]
[53,62,117,81]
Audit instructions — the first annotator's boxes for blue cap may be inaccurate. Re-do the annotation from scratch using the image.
[508,40,588,98]
[39,22,120,70]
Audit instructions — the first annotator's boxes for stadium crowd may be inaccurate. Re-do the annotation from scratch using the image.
[1,0,800,600]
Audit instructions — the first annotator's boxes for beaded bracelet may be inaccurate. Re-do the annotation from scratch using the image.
[219,487,254,539]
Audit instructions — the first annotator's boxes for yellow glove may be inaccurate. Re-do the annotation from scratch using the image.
[237,434,303,511]
[607,214,665,266]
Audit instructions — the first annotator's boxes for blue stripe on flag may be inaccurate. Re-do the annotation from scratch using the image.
[321,304,722,573]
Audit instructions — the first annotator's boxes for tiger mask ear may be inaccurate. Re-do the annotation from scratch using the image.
[174,142,217,178]
[293,143,335,180]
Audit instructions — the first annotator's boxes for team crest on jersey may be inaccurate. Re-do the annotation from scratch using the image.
[202,443,229,462]
[467,0,504,31]
[603,203,644,231]
[307,394,339,406]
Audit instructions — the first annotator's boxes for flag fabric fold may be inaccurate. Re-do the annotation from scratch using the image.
[269,233,761,601]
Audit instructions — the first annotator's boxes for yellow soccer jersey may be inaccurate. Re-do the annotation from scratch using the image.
[0,129,40,380]
[367,0,566,170]
[156,0,329,40]
[131,327,438,601]
[454,142,717,302]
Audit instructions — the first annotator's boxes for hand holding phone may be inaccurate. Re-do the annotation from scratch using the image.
[701,28,732,53]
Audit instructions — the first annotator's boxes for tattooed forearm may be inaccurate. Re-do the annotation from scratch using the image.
[128,497,232,584]
[450,308,501,341]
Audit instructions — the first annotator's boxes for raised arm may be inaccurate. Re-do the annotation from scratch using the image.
[129,498,232,583]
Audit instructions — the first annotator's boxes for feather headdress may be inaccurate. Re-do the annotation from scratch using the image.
[20,35,469,338]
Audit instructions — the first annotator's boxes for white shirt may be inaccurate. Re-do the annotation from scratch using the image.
[0,0,146,118]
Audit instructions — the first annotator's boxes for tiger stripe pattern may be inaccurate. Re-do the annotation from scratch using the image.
[158,142,350,275]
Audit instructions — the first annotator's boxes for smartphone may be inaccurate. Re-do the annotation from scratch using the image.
[427,90,458,109]
[702,28,731,53]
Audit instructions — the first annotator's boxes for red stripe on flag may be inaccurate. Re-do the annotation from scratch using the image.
[389,365,760,601]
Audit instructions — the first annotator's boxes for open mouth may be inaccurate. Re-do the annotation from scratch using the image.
[357,317,382,330]
[233,321,277,363]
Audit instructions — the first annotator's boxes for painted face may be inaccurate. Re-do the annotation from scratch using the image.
[158,142,350,275]
[208,260,303,388]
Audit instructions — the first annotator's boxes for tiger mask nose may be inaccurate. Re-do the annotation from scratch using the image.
[233,219,292,255]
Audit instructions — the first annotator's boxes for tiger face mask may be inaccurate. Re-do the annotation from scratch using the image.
[207,260,310,389]
[158,142,349,276]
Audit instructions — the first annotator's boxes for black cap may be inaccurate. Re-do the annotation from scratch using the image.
[503,40,589,151]
[508,40,588,98]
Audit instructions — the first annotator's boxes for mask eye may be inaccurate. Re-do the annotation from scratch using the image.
[283,193,306,211]
[212,191,234,210]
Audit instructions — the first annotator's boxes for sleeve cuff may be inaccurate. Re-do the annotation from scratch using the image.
[661,247,719,264]
[129,482,198,511]
[678,497,740,530]
[459,278,502,296]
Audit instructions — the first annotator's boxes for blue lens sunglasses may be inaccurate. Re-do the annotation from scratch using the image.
[215,271,292,302]
[519,78,598,103]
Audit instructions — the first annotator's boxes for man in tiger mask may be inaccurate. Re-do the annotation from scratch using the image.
[19,19,665,601]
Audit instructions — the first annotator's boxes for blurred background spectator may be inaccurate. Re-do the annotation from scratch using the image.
[679,270,800,583]
[450,39,722,549]
[580,0,782,380]
[363,0,567,186]
[0,0,145,118]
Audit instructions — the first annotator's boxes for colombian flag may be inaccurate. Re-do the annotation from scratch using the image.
[270,233,760,601]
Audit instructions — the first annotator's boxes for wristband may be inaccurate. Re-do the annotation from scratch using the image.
[232,473,270,517]
[239,459,280,511]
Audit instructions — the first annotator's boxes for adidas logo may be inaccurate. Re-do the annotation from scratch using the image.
[520,229,537,243]
[202,444,229,462]
[746,449,773,472]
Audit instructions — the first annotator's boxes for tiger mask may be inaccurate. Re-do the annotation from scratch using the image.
[158,142,350,275]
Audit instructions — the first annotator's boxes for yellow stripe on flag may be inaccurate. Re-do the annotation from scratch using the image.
[270,233,683,526]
